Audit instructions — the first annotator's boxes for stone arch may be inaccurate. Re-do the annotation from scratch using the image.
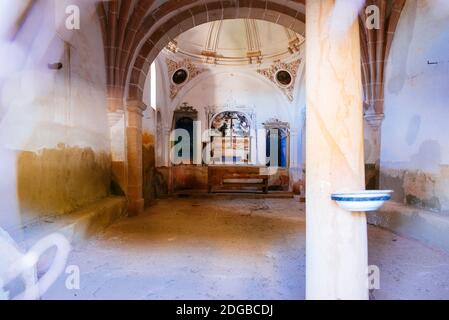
[96,0,306,110]
[127,2,305,102]
[97,0,406,118]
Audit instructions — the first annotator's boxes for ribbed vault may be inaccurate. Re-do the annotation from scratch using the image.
[95,0,405,118]
[359,0,407,115]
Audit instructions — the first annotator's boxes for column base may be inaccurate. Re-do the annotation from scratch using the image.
[127,198,145,217]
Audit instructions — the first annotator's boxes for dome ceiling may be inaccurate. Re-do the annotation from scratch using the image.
[165,19,304,65]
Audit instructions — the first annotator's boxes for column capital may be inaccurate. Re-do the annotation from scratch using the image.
[107,110,125,127]
[364,113,385,130]
[162,127,172,134]
[126,100,147,116]
[107,97,123,113]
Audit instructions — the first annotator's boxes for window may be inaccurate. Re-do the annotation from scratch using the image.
[150,62,157,110]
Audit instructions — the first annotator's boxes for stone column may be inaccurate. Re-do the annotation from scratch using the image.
[108,110,126,160]
[364,113,385,189]
[163,127,171,167]
[108,110,127,194]
[306,0,368,300]
[126,100,147,216]
[289,128,299,166]
[163,126,174,193]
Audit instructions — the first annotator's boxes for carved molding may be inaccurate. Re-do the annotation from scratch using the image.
[173,102,198,123]
[285,27,304,54]
[364,113,385,132]
[257,59,301,101]
[263,118,290,131]
[166,58,207,100]
[126,100,147,116]
[166,41,178,53]
[175,102,198,114]
[206,106,256,131]
[107,110,125,128]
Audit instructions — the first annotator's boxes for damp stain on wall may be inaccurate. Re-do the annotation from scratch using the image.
[171,166,208,191]
[143,132,168,206]
[365,163,379,190]
[380,166,449,213]
[17,145,111,219]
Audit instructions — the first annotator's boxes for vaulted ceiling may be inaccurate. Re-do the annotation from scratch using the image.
[93,0,405,116]
[95,0,306,111]
[359,0,407,115]
[5,0,407,117]
[166,19,304,65]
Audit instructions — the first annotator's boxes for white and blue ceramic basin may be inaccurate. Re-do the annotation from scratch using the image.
[331,190,393,212]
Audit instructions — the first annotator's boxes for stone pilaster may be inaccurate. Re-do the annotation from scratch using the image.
[107,110,124,128]
[126,100,147,216]
[364,113,384,164]
[163,126,174,193]
[108,110,127,195]
[364,113,385,189]
[163,127,171,167]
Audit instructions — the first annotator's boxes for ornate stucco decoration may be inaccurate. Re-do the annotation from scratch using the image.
[257,59,301,101]
[172,102,198,129]
[166,40,178,53]
[263,118,290,131]
[175,102,198,115]
[285,27,304,54]
[205,106,256,131]
[166,58,206,100]
[167,19,303,66]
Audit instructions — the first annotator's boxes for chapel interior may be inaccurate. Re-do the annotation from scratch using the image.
[1,0,449,300]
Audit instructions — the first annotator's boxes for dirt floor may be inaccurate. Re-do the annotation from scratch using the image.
[43,197,449,300]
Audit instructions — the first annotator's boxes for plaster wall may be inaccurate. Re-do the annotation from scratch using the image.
[141,51,306,195]
[0,1,110,227]
[369,0,449,251]
[167,65,305,133]
[379,0,449,212]
[142,61,164,203]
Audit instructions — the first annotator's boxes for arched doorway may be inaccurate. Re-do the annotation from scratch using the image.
[98,0,378,300]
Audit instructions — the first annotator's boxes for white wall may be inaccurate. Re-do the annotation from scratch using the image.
[381,0,449,172]
[0,0,110,230]
[0,0,109,153]
[175,71,292,127]
[380,0,449,212]
[145,50,306,171]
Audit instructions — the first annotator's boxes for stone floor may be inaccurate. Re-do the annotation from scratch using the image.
[43,197,449,300]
